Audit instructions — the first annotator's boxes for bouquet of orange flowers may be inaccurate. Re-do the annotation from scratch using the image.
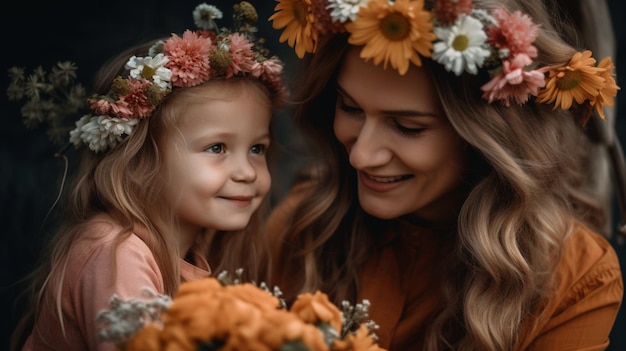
[97,270,386,351]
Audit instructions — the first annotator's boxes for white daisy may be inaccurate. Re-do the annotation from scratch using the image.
[432,15,491,76]
[327,0,368,23]
[193,3,223,30]
[125,54,172,90]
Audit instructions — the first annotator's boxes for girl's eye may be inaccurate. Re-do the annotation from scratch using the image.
[250,144,267,155]
[394,121,426,137]
[206,143,225,153]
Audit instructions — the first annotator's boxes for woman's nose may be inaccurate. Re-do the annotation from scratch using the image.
[348,119,393,169]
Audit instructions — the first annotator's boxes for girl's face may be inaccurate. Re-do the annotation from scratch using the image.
[334,47,468,224]
[165,82,271,239]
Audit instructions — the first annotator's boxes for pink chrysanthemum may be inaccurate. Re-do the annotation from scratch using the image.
[225,33,256,78]
[196,29,218,42]
[164,30,213,87]
[487,7,539,59]
[116,79,156,118]
[260,59,285,90]
[89,98,132,118]
[432,0,473,26]
[480,53,548,106]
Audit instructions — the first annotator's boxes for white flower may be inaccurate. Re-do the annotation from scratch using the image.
[193,3,223,30]
[471,9,498,26]
[327,0,368,23]
[148,40,165,57]
[70,115,139,153]
[433,15,491,76]
[69,114,91,147]
[125,54,172,90]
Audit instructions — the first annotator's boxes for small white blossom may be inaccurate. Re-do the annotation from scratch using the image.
[471,9,498,26]
[148,40,165,57]
[125,54,172,90]
[433,15,491,76]
[327,0,368,23]
[70,115,139,153]
[193,3,223,30]
[69,115,92,148]
[97,288,172,343]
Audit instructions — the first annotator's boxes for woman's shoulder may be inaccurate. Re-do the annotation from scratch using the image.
[560,223,621,279]
[520,224,623,349]
[553,222,622,310]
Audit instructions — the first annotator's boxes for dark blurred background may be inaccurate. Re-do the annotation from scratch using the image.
[0,0,624,350]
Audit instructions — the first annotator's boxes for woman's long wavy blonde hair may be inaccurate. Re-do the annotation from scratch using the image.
[12,40,275,350]
[270,0,605,349]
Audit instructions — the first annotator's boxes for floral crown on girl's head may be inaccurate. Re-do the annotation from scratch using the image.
[270,0,619,124]
[7,2,286,153]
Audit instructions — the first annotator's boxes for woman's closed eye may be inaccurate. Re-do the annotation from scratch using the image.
[338,101,362,114]
[393,120,426,137]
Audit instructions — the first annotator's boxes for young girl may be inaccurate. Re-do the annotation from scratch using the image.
[10,2,286,350]
[267,0,623,350]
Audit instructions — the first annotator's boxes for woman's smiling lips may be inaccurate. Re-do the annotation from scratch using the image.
[358,171,413,192]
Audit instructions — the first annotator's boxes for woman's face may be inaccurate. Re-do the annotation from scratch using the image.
[333,47,469,223]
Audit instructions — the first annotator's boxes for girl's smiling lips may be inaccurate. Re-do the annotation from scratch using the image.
[219,195,254,207]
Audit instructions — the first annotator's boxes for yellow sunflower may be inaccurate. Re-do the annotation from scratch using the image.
[270,0,319,58]
[590,56,620,120]
[536,50,605,111]
[346,0,436,75]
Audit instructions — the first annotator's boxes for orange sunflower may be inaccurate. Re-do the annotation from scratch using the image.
[590,56,620,120]
[536,50,605,111]
[270,0,319,58]
[346,0,436,75]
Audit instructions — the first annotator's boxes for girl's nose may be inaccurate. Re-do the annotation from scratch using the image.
[232,156,257,183]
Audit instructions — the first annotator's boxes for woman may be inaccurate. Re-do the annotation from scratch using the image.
[267,0,623,350]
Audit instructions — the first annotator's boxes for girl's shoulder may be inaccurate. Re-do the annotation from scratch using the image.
[67,214,158,276]
[65,214,164,293]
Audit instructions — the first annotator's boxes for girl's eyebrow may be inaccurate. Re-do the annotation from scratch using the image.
[336,84,442,118]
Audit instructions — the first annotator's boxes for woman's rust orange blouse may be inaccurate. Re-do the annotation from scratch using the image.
[267,184,623,351]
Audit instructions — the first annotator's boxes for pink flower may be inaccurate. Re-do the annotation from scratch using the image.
[117,79,156,118]
[89,98,132,118]
[225,33,256,78]
[487,7,539,58]
[260,59,284,85]
[164,30,213,87]
[433,0,473,26]
[481,54,548,106]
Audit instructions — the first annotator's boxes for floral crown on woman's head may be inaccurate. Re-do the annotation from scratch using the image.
[270,0,619,124]
[7,2,286,153]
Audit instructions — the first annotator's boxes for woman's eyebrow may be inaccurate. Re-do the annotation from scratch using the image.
[336,84,441,118]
